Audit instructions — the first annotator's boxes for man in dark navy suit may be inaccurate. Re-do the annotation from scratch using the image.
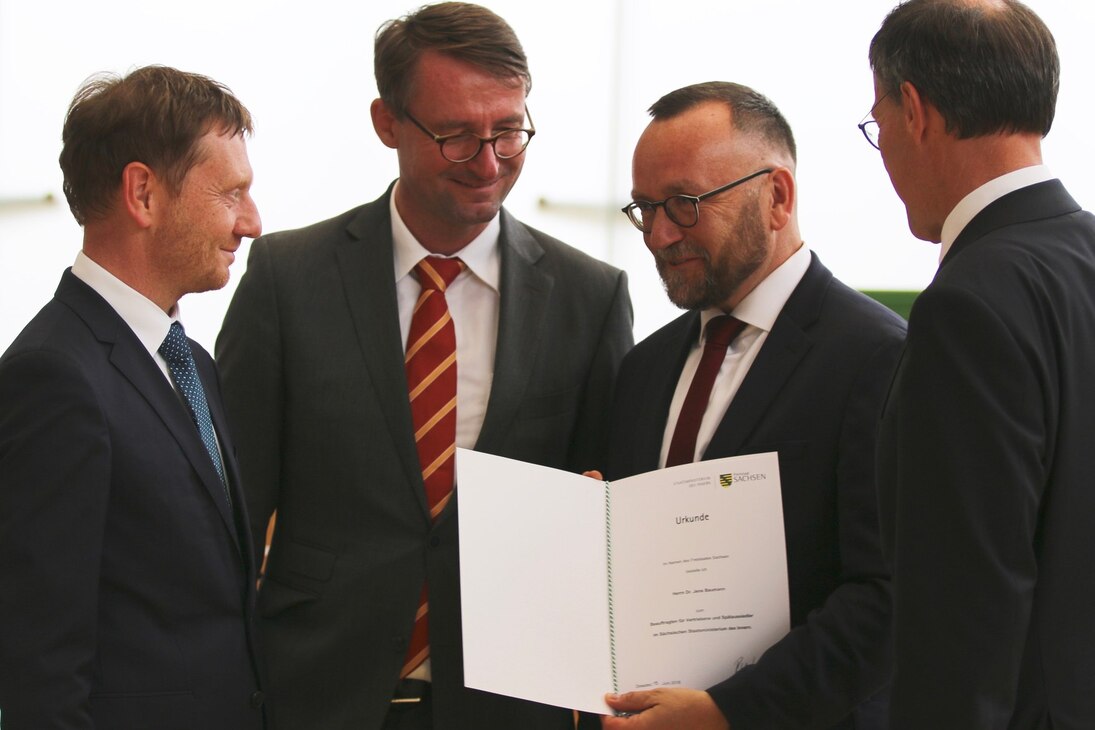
[0,65,266,729]
[866,1,1095,728]
[600,81,905,730]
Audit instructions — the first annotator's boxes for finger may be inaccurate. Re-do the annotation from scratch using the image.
[601,714,634,729]
[584,469,604,480]
[605,691,653,712]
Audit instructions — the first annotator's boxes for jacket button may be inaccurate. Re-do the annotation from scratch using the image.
[429,536,441,548]
[250,691,265,709]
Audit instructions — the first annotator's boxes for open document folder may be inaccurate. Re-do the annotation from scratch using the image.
[456,448,790,715]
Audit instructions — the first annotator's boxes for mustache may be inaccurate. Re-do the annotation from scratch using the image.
[654,242,711,266]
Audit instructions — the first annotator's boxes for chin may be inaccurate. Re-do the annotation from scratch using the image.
[906,211,943,243]
[458,202,504,226]
[200,269,232,293]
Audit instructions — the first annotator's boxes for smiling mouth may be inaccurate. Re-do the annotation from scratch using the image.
[452,175,503,190]
[658,254,704,268]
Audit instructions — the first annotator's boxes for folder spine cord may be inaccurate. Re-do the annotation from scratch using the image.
[605,480,618,694]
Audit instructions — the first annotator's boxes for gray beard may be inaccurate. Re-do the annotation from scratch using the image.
[656,198,768,311]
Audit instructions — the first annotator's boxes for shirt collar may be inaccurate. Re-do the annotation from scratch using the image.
[71,251,177,358]
[939,164,1054,261]
[698,242,811,341]
[390,181,502,292]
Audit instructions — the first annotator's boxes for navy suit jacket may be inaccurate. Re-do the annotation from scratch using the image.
[0,271,265,729]
[216,186,634,730]
[878,180,1095,730]
[606,253,905,729]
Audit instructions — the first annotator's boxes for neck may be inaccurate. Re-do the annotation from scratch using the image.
[721,234,803,312]
[933,132,1044,225]
[392,186,490,255]
[82,228,176,314]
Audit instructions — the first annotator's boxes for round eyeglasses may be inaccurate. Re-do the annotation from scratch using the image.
[404,106,536,163]
[621,168,773,232]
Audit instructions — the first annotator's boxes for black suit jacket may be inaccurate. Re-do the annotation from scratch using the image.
[877,179,1095,730]
[215,186,634,730]
[0,271,265,729]
[606,253,905,729]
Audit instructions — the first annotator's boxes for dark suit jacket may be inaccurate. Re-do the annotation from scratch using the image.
[877,179,1095,730]
[0,271,265,730]
[606,253,905,729]
[215,186,634,730]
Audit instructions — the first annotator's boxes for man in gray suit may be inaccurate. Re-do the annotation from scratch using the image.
[215,3,633,729]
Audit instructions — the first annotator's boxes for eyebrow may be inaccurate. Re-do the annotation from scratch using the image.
[631,181,706,200]
[431,112,529,133]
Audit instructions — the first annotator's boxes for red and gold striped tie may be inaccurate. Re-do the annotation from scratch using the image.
[402,255,465,677]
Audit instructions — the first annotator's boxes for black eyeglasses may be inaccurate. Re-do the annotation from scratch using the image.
[404,106,536,163]
[857,92,890,150]
[621,168,773,232]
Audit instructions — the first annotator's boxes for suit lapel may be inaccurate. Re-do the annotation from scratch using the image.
[337,190,430,517]
[631,313,699,475]
[201,354,250,563]
[473,210,553,453]
[704,253,829,457]
[56,272,242,544]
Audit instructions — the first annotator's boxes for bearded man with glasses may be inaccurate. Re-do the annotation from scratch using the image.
[216,3,633,729]
[600,81,905,730]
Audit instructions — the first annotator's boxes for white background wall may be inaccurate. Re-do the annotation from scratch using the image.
[2,0,1093,352]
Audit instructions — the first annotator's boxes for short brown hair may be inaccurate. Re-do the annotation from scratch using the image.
[59,65,253,225]
[869,0,1058,138]
[374,2,530,117]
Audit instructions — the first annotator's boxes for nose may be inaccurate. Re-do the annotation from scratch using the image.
[464,140,502,179]
[644,206,684,252]
[236,193,262,239]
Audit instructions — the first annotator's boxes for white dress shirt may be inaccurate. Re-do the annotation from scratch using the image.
[391,185,502,454]
[939,164,1055,262]
[71,251,178,384]
[660,244,811,468]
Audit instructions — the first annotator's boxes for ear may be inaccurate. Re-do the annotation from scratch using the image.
[120,161,156,229]
[767,167,795,232]
[371,98,399,149]
[899,80,930,143]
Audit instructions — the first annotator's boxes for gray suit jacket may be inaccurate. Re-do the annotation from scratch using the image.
[216,186,633,730]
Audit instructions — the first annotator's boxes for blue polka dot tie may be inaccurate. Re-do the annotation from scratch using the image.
[159,321,231,508]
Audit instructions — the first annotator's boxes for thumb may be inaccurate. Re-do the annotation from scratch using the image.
[605,690,654,712]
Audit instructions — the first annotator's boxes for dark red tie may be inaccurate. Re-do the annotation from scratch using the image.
[665,315,746,467]
[403,255,465,676]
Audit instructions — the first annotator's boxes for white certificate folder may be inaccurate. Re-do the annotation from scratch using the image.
[456,448,790,715]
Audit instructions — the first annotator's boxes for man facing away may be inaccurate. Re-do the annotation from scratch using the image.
[599,81,905,729]
[865,1,1095,727]
[0,65,266,729]
[215,3,633,729]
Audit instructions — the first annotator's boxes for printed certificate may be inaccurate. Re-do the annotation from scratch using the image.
[457,449,789,714]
